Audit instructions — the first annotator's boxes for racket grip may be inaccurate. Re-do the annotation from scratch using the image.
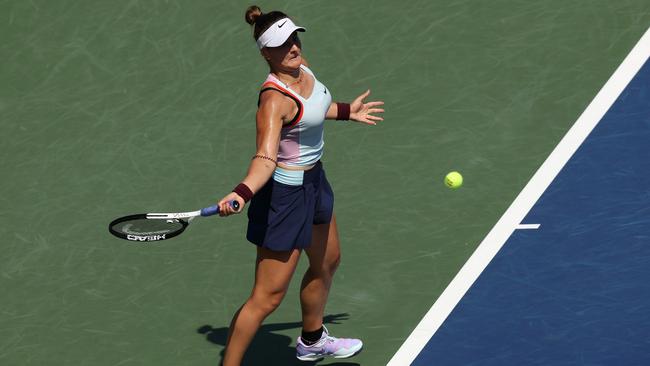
[200,201,240,217]
[200,205,219,216]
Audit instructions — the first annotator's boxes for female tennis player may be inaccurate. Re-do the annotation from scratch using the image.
[216,6,384,365]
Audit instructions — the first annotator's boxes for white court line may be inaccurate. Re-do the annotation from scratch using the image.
[387,26,650,366]
[516,224,540,230]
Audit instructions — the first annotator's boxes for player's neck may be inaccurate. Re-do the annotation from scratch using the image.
[272,68,302,87]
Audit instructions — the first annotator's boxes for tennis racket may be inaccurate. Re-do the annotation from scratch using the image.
[108,201,240,242]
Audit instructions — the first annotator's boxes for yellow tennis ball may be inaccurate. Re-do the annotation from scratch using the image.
[445,171,463,189]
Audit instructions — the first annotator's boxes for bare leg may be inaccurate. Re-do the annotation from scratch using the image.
[223,247,301,366]
[300,214,341,332]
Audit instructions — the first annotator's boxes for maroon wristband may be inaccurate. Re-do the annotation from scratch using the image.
[232,183,253,203]
[336,102,350,120]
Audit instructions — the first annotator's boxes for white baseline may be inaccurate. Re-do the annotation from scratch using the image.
[387,26,650,366]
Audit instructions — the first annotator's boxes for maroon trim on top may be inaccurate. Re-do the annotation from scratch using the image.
[258,81,304,128]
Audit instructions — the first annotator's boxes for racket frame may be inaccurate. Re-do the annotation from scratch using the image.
[146,210,202,220]
[108,213,190,242]
[108,202,236,242]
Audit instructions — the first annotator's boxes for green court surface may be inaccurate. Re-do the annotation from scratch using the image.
[2,1,649,365]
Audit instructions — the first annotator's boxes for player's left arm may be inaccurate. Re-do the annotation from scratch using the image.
[302,57,383,123]
[325,89,384,125]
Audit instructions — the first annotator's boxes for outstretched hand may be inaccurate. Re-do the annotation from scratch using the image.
[350,89,384,125]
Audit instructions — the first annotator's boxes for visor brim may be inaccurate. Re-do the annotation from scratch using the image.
[264,26,305,48]
[256,18,306,49]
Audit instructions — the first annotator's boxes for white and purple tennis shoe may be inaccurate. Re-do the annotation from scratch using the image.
[296,325,363,361]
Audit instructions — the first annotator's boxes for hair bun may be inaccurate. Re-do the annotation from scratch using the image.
[245,5,263,25]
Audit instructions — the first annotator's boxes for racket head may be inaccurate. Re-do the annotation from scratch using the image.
[108,214,188,242]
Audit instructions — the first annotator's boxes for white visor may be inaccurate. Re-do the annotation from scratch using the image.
[256,17,305,49]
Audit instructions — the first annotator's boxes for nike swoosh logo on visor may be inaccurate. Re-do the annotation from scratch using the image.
[278,20,287,28]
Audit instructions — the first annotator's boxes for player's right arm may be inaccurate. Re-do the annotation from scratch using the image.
[217,90,295,215]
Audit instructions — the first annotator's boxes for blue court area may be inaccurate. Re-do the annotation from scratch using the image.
[412,57,650,366]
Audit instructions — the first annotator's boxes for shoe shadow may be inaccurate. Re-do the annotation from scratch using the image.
[197,313,361,366]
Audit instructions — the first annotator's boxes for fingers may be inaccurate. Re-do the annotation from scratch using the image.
[358,99,384,115]
[354,89,371,103]
[350,89,386,126]
[217,193,245,216]
[350,111,383,125]
[352,115,377,125]
[218,200,229,217]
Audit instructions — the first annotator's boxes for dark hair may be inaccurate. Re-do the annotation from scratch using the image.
[244,5,289,40]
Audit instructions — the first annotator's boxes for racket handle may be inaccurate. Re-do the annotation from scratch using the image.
[200,201,241,217]
[200,205,219,216]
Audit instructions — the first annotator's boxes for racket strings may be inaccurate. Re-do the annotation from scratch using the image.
[109,217,187,241]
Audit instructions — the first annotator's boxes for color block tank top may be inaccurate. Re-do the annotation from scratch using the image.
[260,65,332,168]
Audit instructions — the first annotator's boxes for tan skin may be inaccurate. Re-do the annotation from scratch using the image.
[216,31,384,366]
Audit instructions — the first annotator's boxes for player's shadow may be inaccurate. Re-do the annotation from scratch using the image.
[197,313,361,366]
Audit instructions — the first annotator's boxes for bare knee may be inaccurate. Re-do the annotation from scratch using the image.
[310,250,341,280]
[328,251,341,275]
[249,289,286,316]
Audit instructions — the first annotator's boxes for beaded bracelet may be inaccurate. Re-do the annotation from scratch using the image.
[252,154,277,165]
